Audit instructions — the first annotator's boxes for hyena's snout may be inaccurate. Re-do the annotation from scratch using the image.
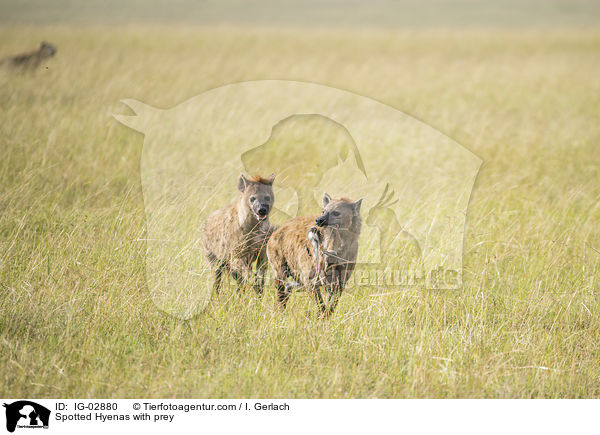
[251,198,272,220]
[315,213,329,227]
[257,204,270,218]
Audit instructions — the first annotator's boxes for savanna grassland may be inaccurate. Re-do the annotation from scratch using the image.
[1,25,599,398]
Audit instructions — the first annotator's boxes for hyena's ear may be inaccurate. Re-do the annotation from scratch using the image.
[353,198,363,215]
[266,173,276,185]
[238,174,249,192]
[322,193,332,208]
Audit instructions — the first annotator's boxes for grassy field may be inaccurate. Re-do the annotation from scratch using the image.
[1,25,600,398]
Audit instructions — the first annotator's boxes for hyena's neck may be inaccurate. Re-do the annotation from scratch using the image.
[316,228,358,266]
[321,221,360,253]
[236,198,266,233]
[349,216,362,236]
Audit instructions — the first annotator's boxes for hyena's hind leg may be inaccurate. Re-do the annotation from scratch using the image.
[212,261,228,295]
[206,251,227,295]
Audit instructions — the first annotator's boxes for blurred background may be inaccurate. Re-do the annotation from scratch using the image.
[2,0,600,27]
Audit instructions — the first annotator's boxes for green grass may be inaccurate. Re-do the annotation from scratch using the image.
[1,26,599,397]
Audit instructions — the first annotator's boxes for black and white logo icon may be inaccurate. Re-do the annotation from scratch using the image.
[3,401,50,433]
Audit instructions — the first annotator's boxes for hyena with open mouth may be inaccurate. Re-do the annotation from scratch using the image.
[202,174,275,295]
[267,193,362,317]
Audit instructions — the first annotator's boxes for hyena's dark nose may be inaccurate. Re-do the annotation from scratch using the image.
[258,207,268,217]
[315,215,327,227]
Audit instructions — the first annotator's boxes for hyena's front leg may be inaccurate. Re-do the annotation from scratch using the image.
[322,285,343,317]
[321,265,344,317]
[230,258,253,292]
[311,285,328,315]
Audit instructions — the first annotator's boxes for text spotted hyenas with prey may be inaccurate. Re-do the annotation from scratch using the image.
[202,174,275,295]
[267,193,362,316]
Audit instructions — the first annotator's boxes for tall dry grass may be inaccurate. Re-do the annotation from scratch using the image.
[0,26,599,397]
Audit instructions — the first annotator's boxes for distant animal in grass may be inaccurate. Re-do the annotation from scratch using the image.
[0,41,56,69]
[202,173,276,295]
[267,193,362,317]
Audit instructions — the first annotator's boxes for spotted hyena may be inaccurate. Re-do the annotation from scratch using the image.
[267,193,362,316]
[202,174,275,295]
[0,41,56,69]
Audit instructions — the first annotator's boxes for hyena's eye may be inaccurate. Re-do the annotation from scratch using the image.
[250,196,256,202]
[264,196,271,201]
[332,211,341,217]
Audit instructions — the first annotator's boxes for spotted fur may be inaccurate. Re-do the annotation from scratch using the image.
[202,173,275,295]
[267,193,362,316]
